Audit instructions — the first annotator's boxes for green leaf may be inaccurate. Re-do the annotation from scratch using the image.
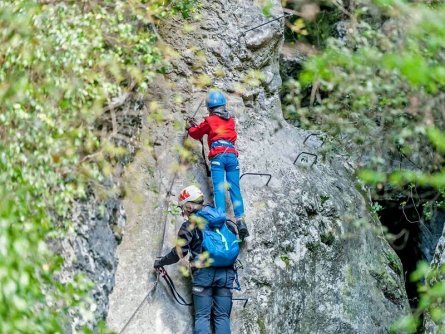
[357,169,387,185]
[389,314,419,334]
[428,281,445,298]
[373,0,396,7]
[430,307,445,322]
[261,0,274,17]
[427,127,445,153]
[410,261,431,282]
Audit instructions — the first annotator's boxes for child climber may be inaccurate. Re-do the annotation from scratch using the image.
[186,89,249,241]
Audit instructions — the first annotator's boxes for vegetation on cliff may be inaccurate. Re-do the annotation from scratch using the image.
[0,0,195,332]
[281,0,445,331]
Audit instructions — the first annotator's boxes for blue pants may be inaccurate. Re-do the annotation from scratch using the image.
[192,267,235,334]
[210,153,245,219]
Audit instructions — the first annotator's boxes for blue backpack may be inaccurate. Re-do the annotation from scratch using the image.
[195,206,240,267]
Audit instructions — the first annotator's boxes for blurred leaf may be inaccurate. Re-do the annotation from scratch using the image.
[261,0,274,17]
[389,314,419,334]
[427,127,445,153]
[357,169,387,185]
[410,261,431,282]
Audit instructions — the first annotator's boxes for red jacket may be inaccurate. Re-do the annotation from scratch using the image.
[188,115,238,158]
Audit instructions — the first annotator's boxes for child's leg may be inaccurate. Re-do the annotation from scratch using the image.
[225,154,245,219]
[210,155,226,213]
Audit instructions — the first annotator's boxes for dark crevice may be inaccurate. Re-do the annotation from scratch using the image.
[377,189,445,309]
[377,200,422,307]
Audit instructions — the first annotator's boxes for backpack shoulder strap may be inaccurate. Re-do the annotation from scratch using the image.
[226,219,239,236]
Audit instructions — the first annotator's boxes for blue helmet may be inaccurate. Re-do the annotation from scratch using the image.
[206,90,226,109]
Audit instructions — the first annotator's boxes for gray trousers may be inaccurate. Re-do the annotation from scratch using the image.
[192,267,236,334]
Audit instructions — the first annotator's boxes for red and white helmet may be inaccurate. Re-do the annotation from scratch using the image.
[178,185,204,207]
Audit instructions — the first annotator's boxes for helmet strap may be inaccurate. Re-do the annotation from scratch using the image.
[182,202,203,217]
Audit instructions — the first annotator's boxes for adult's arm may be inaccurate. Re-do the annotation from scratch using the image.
[155,222,194,267]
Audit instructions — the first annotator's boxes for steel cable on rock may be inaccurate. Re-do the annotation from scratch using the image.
[117,100,205,333]
[117,276,159,334]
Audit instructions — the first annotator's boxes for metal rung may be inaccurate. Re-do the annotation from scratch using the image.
[303,133,325,147]
[240,172,272,186]
[293,152,318,167]
[232,298,249,308]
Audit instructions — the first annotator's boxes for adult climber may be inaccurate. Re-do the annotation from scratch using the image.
[154,185,247,334]
[186,89,249,241]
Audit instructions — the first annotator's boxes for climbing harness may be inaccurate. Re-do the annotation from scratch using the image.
[157,264,248,308]
[210,139,235,149]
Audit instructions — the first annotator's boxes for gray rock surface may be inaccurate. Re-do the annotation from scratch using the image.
[60,100,143,331]
[106,1,410,333]
[424,222,445,333]
[280,43,306,83]
[71,196,125,324]
[420,211,445,263]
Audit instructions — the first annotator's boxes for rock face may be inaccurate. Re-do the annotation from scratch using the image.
[424,221,445,333]
[106,1,410,333]
[420,211,445,263]
[68,196,125,324]
[60,100,143,331]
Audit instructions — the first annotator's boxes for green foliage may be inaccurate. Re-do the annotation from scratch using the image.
[370,202,383,214]
[289,2,445,176]
[257,317,267,334]
[320,231,335,245]
[319,195,330,205]
[409,262,445,331]
[284,3,341,48]
[261,0,274,17]
[427,127,445,153]
[0,0,197,332]
[169,0,198,18]
[280,254,290,267]
[168,203,182,216]
[423,188,445,220]
[389,314,419,334]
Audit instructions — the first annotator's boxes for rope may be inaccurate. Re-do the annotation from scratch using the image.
[159,267,193,306]
[200,139,211,177]
[158,266,247,307]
